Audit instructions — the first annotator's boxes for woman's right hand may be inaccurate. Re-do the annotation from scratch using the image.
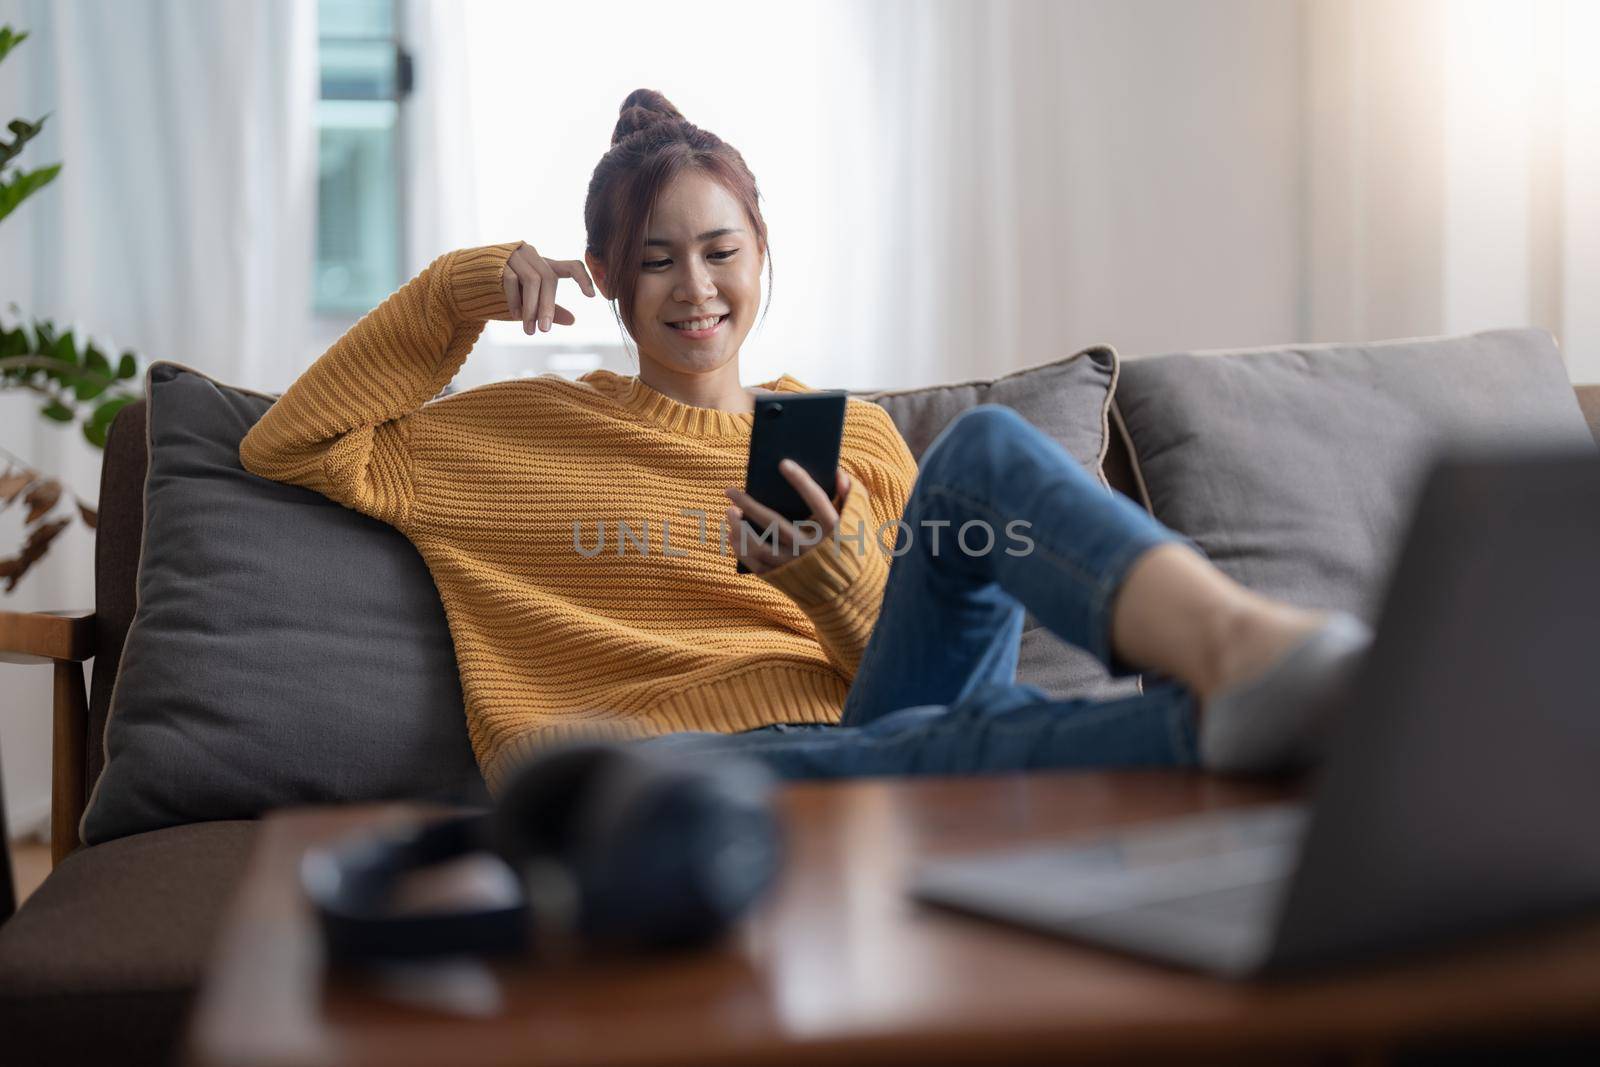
[500,242,598,335]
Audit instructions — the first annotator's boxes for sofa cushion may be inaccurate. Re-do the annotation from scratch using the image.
[0,820,258,1066]
[80,363,488,846]
[1114,328,1598,619]
[861,346,1142,701]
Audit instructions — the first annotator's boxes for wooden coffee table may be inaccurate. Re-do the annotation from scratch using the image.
[185,772,1600,1067]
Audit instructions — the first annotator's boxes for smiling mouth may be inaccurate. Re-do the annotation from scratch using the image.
[667,314,730,333]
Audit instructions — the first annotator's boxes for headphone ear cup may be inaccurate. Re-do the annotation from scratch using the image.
[489,742,784,953]
[489,742,634,868]
[572,747,783,950]
[565,750,685,942]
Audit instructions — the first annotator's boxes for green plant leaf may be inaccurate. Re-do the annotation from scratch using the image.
[0,114,47,169]
[49,328,76,365]
[84,342,110,375]
[72,371,112,401]
[36,366,69,388]
[0,27,27,65]
[0,162,61,224]
[40,399,73,422]
[25,324,78,387]
[82,420,107,449]
[0,325,25,358]
[90,394,135,427]
[116,351,138,379]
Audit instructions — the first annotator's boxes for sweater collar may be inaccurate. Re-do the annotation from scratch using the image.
[584,369,812,437]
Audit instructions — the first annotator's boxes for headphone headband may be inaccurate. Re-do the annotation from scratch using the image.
[302,814,539,961]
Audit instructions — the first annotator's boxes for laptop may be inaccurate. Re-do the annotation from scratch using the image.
[909,449,1600,977]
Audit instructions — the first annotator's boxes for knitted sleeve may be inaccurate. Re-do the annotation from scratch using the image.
[239,243,521,530]
[758,404,918,679]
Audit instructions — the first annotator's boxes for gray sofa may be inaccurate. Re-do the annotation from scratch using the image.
[2,334,1597,1066]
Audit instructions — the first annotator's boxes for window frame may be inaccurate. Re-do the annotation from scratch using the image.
[312,0,413,321]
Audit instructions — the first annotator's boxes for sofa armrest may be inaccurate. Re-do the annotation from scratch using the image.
[0,609,96,664]
[0,610,95,868]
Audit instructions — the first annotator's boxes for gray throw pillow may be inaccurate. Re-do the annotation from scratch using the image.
[1114,328,1597,622]
[861,346,1142,701]
[81,363,487,846]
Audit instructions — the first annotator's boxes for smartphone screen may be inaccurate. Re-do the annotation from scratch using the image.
[737,391,848,572]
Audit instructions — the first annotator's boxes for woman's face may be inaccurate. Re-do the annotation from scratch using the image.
[617,170,764,379]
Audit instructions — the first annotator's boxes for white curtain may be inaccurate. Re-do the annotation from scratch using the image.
[1304,0,1600,381]
[429,0,1600,388]
[818,0,1308,386]
[0,0,316,837]
[823,0,1599,382]
[431,0,1308,392]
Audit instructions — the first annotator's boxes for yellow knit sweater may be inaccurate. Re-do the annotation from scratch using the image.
[239,243,918,790]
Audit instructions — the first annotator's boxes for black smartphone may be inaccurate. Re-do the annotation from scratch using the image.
[737,391,848,573]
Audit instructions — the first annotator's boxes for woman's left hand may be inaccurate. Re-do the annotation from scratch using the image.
[725,461,854,575]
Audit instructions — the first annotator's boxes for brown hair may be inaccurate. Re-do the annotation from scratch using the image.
[584,88,774,345]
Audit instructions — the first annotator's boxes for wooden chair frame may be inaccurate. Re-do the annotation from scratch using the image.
[0,609,96,896]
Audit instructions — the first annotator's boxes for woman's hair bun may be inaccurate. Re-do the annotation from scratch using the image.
[611,88,686,145]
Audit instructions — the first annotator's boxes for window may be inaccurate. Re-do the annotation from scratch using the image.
[315,0,410,314]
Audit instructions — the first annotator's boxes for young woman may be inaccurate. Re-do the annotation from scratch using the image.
[241,89,1370,794]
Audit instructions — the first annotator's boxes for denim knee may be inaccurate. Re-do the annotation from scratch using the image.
[925,404,1028,466]
[918,404,1031,492]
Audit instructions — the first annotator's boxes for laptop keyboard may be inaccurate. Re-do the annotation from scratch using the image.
[1154,877,1289,926]
[912,803,1309,923]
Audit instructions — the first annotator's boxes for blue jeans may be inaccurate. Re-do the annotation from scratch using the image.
[638,404,1200,776]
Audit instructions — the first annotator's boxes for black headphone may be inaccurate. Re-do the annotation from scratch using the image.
[300,742,783,964]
